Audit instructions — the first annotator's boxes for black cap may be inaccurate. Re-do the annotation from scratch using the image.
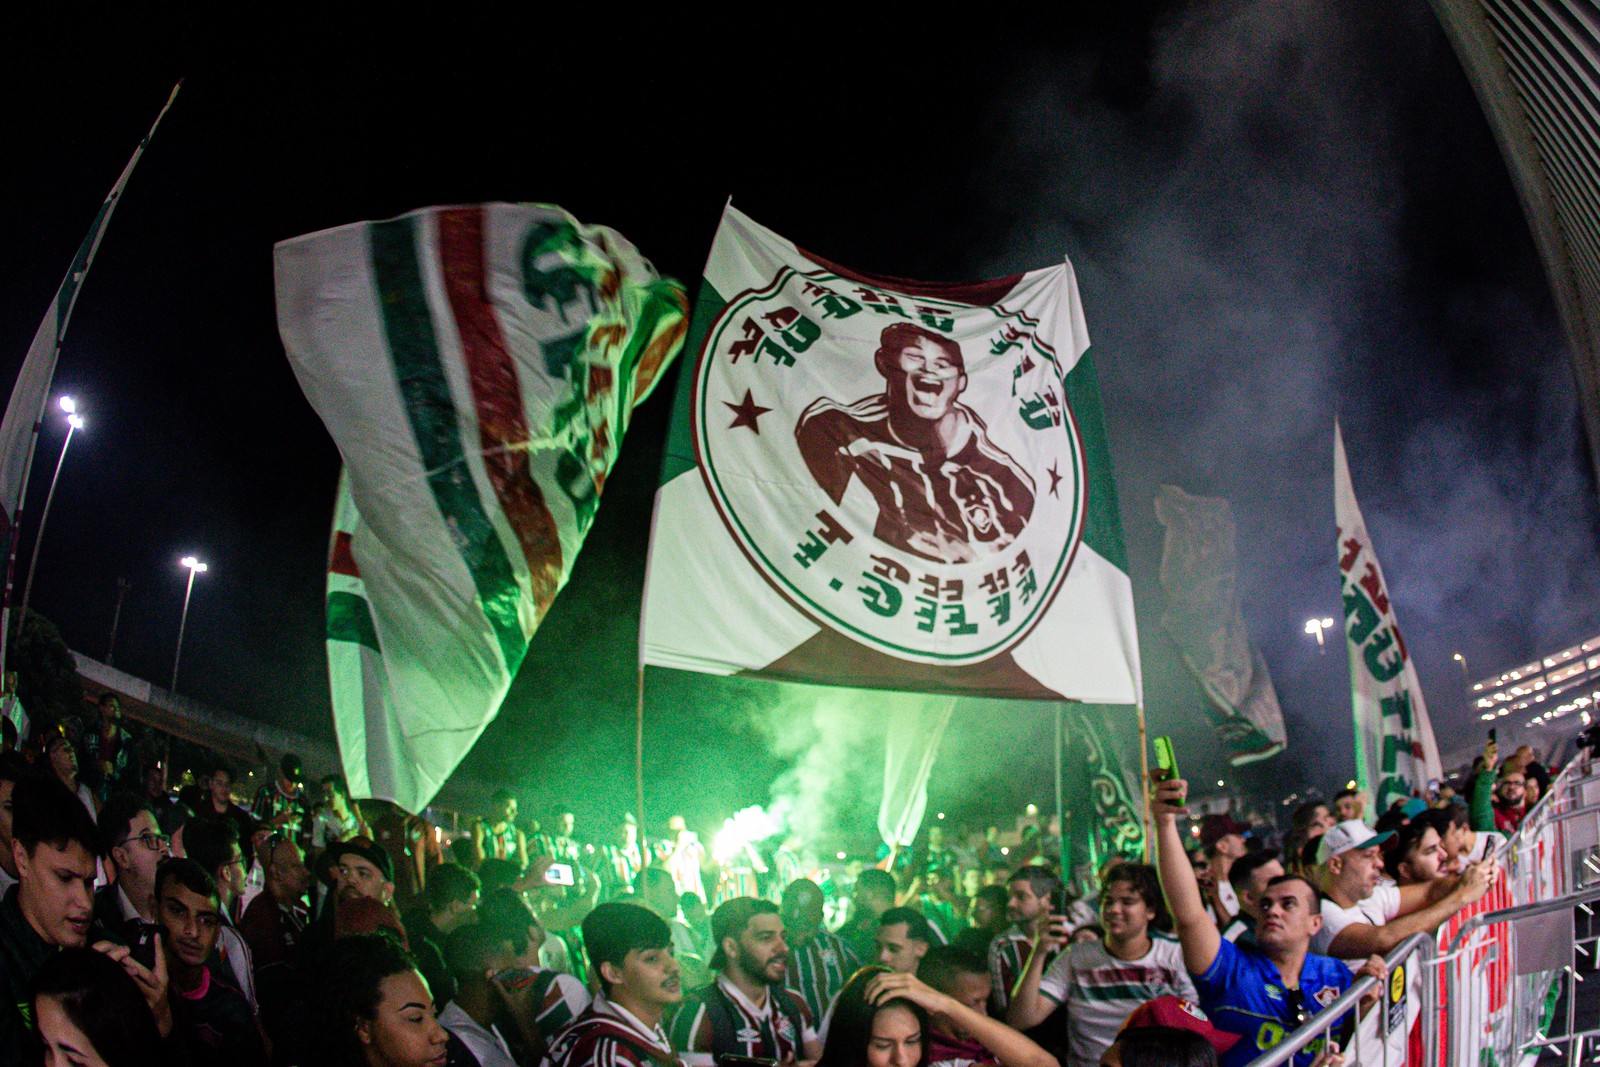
[322,838,393,882]
[280,754,304,783]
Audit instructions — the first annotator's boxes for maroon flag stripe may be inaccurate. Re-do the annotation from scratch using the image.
[329,531,361,577]
[436,207,564,615]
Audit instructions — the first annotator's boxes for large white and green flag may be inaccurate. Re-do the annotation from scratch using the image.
[641,206,1139,702]
[1335,421,1441,812]
[277,203,686,811]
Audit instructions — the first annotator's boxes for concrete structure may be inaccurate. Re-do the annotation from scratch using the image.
[1430,0,1600,484]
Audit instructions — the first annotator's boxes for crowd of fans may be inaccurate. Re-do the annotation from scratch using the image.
[0,688,1566,1067]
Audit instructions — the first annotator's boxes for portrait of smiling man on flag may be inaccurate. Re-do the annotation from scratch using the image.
[795,322,1035,565]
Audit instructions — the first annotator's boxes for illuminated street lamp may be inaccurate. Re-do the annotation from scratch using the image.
[17,398,86,624]
[170,555,208,693]
[1304,616,1337,653]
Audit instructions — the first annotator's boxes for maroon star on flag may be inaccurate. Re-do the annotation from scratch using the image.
[725,389,771,434]
[1047,462,1063,497]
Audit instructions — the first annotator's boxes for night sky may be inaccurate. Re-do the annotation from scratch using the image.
[4,5,1597,842]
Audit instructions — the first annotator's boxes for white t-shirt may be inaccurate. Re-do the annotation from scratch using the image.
[1310,881,1400,958]
[1215,880,1240,921]
[1038,935,1198,1067]
[1466,830,1505,865]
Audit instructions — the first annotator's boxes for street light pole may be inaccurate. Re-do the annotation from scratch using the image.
[170,555,207,694]
[18,398,85,626]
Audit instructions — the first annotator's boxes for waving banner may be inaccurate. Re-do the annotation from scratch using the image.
[641,206,1139,702]
[1335,421,1441,812]
[278,203,686,811]
[1155,485,1287,765]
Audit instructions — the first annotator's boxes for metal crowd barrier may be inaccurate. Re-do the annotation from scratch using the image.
[1251,933,1437,1067]
[1436,749,1600,1067]
[1440,886,1600,1066]
[1260,751,1600,1067]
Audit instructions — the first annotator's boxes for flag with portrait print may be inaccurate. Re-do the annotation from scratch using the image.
[641,205,1139,703]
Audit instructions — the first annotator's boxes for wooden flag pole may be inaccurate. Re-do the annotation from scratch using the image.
[1053,704,1064,869]
[1137,703,1152,862]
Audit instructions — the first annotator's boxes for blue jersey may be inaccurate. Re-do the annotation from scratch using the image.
[1192,938,1354,1067]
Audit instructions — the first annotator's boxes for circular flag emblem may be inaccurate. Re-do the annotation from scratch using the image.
[694,268,1086,665]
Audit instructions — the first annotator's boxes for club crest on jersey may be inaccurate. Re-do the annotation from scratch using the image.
[695,270,1086,665]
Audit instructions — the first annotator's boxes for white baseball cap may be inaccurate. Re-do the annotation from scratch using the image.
[1316,819,1393,865]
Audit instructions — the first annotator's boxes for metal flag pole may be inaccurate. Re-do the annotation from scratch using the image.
[0,81,182,671]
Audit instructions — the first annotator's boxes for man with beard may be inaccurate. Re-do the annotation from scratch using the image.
[781,878,859,1021]
[1310,820,1494,959]
[988,866,1061,1016]
[156,857,267,1065]
[1007,863,1195,1067]
[297,838,399,979]
[1384,821,1449,887]
[669,896,821,1066]
[795,322,1035,564]
[549,903,683,1067]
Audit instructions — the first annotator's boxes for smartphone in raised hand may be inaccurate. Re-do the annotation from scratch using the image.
[1152,735,1179,783]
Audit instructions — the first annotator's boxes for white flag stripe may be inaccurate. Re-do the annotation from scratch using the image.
[281,203,685,811]
[1334,421,1442,808]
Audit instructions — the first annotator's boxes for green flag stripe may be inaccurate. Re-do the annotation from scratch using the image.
[328,590,381,652]
[1062,349,1129,574]
[368,217,528,671]
[659,280,727,487]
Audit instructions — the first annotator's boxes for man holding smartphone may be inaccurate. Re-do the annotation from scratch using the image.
[1151,773,1381,1067]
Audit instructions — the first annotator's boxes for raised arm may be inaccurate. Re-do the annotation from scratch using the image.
[1470,741,1499,833]
[1328,859,1497,958]
[471,820,488,866]
[868,971,1059,1067]
[1151,776,1221,975]
[1004,914,1068,1030]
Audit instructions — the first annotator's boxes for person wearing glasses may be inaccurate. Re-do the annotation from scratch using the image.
[93,793,172,941]
[1152,774,1380,1067]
